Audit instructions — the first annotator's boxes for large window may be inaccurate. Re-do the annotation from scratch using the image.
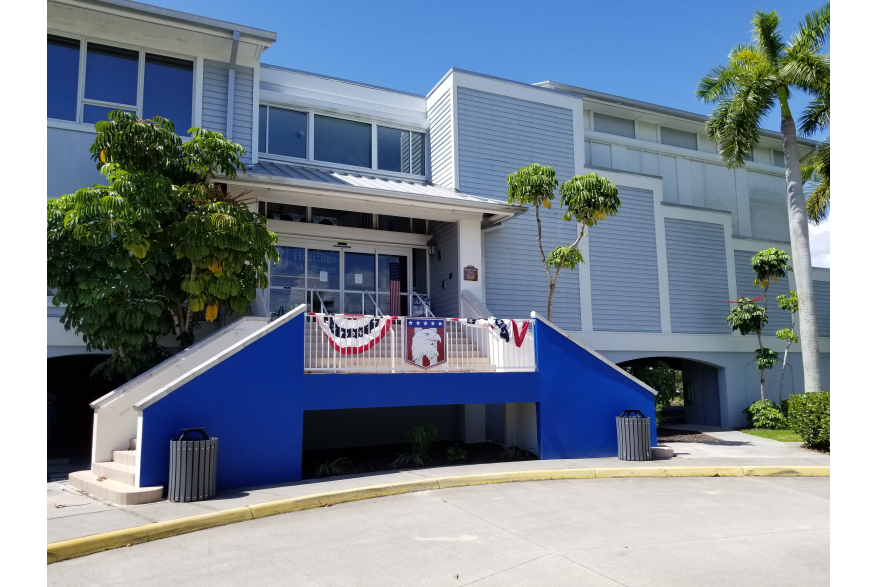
[377,127,425,174]
[593,113,635,139]
[314,115,372,167]
[258,105,307,158]
[47,35,194,133]
[660,127,698,150]
[47,35,81,121]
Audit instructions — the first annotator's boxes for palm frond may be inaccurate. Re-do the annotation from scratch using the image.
[799,90,830,136]
[751,10,785,64]
[789,2,830,55]
[697,62,744,103]
[801,140,829,223]
[706,70,775,168]
[782,50,830,94]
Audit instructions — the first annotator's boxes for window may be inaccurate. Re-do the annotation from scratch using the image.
[378,215,411,233]
[660,127,698,150]
[47,35,80,121]
[47,36,194,133]
[378,127,425,174]
[772,149,785,167]
[311,208,373,229]
[259,106,307,158]
[314,115,371,167]
[265,203,306,222]
[593,113,635,139]
[142,54,194,133]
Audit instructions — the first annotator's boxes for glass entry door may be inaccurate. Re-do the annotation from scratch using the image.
[270,244,416,316]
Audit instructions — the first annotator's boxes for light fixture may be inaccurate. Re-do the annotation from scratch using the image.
[426,238,438,258]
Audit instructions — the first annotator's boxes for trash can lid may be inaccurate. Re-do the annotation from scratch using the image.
[619,410,646,418]
[178,427,210,441]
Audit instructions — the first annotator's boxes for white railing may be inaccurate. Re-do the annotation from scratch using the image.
[304,314,535,373]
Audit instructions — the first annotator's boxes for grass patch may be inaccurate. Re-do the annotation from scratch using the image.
[740,428,803,442]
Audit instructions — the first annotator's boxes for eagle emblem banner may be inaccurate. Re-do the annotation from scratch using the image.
[405,318,446,369]
[315,314,392,355]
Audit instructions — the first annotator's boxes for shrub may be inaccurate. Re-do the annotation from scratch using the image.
[445,444,467,461]
[780,399,789,418]
[391,424,438,468]
[743,399,788,429]
[787,392,830,450]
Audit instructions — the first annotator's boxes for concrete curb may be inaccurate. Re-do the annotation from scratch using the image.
[47,465,829,563]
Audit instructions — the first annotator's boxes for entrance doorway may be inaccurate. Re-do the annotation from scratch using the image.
[269,245,428,316]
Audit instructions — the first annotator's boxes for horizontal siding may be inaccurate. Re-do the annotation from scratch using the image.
[233,66,254,164]
[428,221,459,317]
[665,219,730,334]
[589,187,661,332]
[455,87,580,329]
[733,250,793,332]
[812,280,830,337]
[202,60,228,135]
[427,90,454,189]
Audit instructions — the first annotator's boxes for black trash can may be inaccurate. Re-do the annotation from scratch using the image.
[168,428,218,502]
[616,410,652,461]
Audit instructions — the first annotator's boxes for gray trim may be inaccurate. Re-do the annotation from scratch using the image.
[661,201,732,215]
[585,163,662,180]
[731,234,792,246]
[57,0,277,44]
[537,81,820,148]
[261,63,426,98]
[427,68,583,100]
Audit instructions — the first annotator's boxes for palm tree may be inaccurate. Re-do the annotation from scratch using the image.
[696,4,830,393]
[802,139,830,223]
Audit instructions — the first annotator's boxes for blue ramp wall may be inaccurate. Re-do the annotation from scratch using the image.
[139,314,657,490]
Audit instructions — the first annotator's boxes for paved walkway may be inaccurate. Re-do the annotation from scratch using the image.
[48,475,830,586]
[47,430,828,546]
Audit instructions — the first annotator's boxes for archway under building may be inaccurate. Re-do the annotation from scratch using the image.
[617,357,723,429]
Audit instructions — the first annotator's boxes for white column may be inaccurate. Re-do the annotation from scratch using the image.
[458,218,483,302]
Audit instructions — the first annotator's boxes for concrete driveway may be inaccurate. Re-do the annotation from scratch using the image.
[48,475,829,587]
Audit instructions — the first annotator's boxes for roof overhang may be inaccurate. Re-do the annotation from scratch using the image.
[225,171,526,224]
[51,0,278,46]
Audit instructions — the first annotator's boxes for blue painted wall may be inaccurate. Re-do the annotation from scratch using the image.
[139,314,657,490]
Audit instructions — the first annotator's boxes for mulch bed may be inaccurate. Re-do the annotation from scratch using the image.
[301,441,537,480]
[657,428,723,443]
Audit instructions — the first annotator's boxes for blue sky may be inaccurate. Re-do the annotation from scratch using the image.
[155,0,831,265]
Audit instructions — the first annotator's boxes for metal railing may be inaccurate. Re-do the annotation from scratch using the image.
[304,314,535,374]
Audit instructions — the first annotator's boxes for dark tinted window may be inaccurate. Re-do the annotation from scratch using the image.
[85,43,138,105]
[412,218,427,234]
[83,104,136,124]
[258,105,267,153]
[47,35,80,121]
[311,208,372,229]
[314,115,371,167]
[379,215,411,233]
[377,127,404,172]
[661,127,698,150]
[264,107,307,158]
[142,54,193,134]
[266,202,306,222]
[594,113,635,139]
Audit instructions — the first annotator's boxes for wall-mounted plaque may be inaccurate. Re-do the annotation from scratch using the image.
[463,265,478,281]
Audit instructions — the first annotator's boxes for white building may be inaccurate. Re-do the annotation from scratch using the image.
[47,0,829,434]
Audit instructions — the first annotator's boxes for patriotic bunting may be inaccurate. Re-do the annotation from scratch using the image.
[314,314,393,354]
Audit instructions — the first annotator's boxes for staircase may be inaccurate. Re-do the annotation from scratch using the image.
[68,438,163,505]
[304,322,497,373]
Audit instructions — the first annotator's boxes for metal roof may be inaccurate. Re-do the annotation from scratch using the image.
[245,161,518,209]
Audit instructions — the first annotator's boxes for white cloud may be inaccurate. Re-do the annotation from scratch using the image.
[809,217,830,268]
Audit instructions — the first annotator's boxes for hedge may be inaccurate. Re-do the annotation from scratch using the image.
[787,392,830,450]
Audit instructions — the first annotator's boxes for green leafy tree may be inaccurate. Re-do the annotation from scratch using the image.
[728,297,777,404]
[623,360,682,424]
[506,164,619,321]
[48,111,279,379]
[697,3,829,393]
[776,290,799,400]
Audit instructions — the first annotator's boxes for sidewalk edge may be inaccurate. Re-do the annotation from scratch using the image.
[47,465,829,563]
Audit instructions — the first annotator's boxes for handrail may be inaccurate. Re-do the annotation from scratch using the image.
[411,290,435,317]
[461,289,492,320]
[312,288,328,314]
[360,291,385,316]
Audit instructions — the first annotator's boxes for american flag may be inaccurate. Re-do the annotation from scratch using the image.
[389,262,401,316]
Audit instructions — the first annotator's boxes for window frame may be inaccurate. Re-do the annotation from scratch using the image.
[47,30,196,133]
[257,100,429,179]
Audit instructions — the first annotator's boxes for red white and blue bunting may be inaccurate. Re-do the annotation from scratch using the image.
[313,314,394,355]
[450,318,531,348]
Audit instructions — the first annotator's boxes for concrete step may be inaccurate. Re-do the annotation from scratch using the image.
[68,471,163,506]
[93,461,136,486]
[113,450,136,467]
